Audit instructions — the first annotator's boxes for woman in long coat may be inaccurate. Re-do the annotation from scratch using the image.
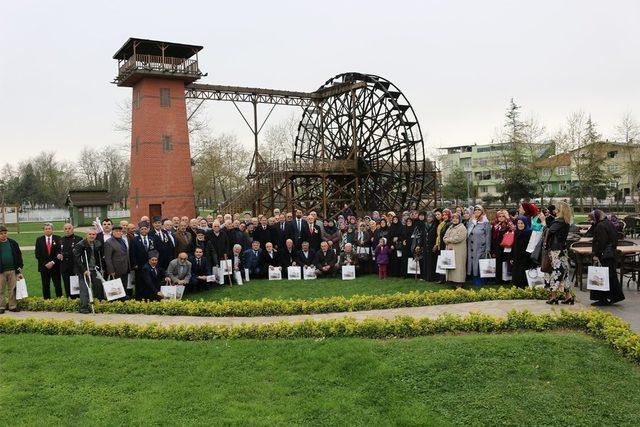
[443,213,467,285]
[510,216,532,288]
[466,205,492,285]
[423,212,439,282]
[492,209,514,285]
[590,209,625,306]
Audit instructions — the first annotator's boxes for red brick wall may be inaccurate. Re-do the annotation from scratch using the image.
[128,78,196,221]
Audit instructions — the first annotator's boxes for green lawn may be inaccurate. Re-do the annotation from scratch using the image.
[185,276,498,301]
[1,332,638,425]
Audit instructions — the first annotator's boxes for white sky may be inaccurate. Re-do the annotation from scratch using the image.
[1,0,639,164]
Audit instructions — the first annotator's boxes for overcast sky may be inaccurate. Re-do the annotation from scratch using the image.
[2,0,639,165]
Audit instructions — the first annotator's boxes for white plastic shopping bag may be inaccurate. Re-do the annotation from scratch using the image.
[436,256,447,275]
[161,285,176,300]
[234,271,243,285]
[479,258,496,278]
[102,277,126,301]
[244,268,250,282]
[341,265,356,280]
[268,266,282,280]
[526,230,543,253]
[70,275,81,296]
[16,278,28,300]
[287,266,302,280]
[502,261,512,281]
[526,267,545,289]
[407,258,421,275]
[126,272,135,290]
[439,250,456,269]
[587,266,610,291]
[219,260,232,275]
[303,266,317,280]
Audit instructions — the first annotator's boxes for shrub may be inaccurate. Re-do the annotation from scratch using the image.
[16,287,549,317]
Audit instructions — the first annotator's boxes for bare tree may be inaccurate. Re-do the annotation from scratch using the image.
[259,113,300,161]
[615,111,640,210]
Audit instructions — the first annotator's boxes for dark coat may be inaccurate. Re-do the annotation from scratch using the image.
[59,234,83,274]
[0,239,24,273]
[206,231,230,265]
[511,229,532,288]
[151,230,175,270]
[140,263,164,300]
[301,222,322,251]
[314,248,337,269]
[297,249,316,267]
[35,234,61,272]
[253,225,277,249]
[262,250,280,269]
[131,234,155,271]
[189,255,211,278]
[73,239,104,274]
[279,247,299,269]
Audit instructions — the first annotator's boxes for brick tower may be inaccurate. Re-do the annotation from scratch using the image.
[113,38,203,221]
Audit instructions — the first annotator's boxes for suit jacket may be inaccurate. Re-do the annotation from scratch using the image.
[301,222,322,251]
[275,221,294,250]
[291,218,305,246]
[314,248,337,269]
[243,248,265,274]
[140,263,164,300]
[151,230,175,269]
[189,255,211,278]
[59,234,82,274]
[262,250,280,269]
[297,249,316,267]
[206,231,230,264]
[104,237,131,276]
[338,251,359,269]
[173,231,193,256]
[252,225,277,249]
[131,234,155,270]
[166,259,192,283]
[279,247,299,269]
[35,234,61,272]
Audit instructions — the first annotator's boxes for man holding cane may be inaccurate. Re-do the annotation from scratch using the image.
[73,228,103,314]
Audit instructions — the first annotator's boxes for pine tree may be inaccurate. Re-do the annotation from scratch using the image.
[576,117,608,209]
[442,167,470,204]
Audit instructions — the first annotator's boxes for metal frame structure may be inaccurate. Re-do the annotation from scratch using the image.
[184,74,438,217]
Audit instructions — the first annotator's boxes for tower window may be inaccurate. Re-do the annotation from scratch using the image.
[162,135,172,151]
[160,88,171,107]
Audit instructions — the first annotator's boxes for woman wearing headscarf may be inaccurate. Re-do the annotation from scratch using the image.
[510,215,533,288]
[321,219,341,250]
[443,212,467,285]
[388,216,404,277]
[544,201,573,304]
[492,209,515,285]
[590,209,625,306]
[423,211,439,282]
[374,219,389,247]
[435,209,451,283]
[466,205,492,286]
[403,217,420,277]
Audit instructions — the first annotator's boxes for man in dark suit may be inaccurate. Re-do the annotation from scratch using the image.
[151,220,175,270]
[59,223,83,298]
[301,216,322,252]
[139,251,165,301]
[148,216,164,240]
[131,221,155,300]
[275,214,294,251]
[243,240,265,279]
[253,217,275,249]
[262,242,280,270]
[103,225,131,296]
[206,221,229,269]
[279,239,299,278]
[297,241,316,268]
[292,209,305,248]
[189,247,211,290]
[35,222,62,299]
[314,241,337,278]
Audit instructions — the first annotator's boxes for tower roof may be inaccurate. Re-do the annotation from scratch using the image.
[113,38,203,60]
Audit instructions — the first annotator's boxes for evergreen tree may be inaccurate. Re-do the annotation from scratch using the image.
[577,117,608,208]
[442,167,470,204]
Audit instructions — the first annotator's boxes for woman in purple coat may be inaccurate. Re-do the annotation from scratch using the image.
[374,237,390,279]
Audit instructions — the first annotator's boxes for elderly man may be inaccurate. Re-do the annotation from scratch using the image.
[139,251,164,301]
[59,223,82,298]
[243,240,265,279]
[73,228,104,312]
[297,241,315,269]
[35,222,62,299]
[166,252,191,286]
[230,244,245,284]
[103,225,131,296]
[206,221,229,269]
[0,225,24,313]
[253,216,275,249]
[338,243,359,273]
[314,241,337,278]
[302,213,321,251]
[174,222,193,256]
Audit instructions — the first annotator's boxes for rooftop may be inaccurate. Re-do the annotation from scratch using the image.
[113,38,202,60]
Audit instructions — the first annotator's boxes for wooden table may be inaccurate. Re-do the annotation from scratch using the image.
[576,223,591,230]
[570,245,640,290]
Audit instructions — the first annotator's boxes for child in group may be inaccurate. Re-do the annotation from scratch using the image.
[374,237,390,279]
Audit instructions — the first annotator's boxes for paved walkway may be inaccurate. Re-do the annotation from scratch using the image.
[3,300,583,327]
[574,285,640,332]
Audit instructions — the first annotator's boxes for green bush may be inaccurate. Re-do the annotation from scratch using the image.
[1,309,639,364]
[16,286,549,317]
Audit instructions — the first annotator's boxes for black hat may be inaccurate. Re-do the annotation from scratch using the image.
[112,225,123,231]
[0,226,7,232]
[196,228,206,235]
[152,216,162,223]
[148,250,159,259]
[138,221,150,229]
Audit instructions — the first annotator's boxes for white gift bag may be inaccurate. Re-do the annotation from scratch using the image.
[341,265,356,280]
[436,256,447,275]
[126,272,135,290]
[396,250,403,258]
[288,266,302,280]
[102,278,126,301]
[479,258,496,278]
[175,285,185,299]
[356,246,370,255]
[206,275,216,283]
[439,250,456,269]
[268,267,282,280]
[219,260,232,275]
[16,278,28,300]
[526,267,545,289]
[407,258,421,275]
[587,266,610,291]
[161,285,177,300]
[70,275,81,296]
[303,266,317,280]
[526,230,543,253]
[217,271,225,285]
[234,271,243,285]
[502,261,512,281]
[244,268,250,282]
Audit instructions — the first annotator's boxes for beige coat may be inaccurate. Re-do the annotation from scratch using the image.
[444,223,467,283]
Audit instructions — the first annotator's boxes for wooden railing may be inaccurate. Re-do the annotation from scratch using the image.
[118,54,200,76]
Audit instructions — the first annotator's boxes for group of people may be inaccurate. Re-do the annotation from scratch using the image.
[0,200,627,314]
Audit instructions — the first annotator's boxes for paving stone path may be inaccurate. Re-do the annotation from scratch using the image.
[3,299,586,327]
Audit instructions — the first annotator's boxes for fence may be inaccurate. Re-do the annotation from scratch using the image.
[1,209,130,224]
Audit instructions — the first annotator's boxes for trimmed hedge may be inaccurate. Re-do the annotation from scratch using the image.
[0,309,639,364]
[16,287,549,317]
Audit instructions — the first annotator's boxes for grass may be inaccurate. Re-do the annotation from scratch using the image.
[1,332,639,425]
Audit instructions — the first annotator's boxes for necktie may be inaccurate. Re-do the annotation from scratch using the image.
[143,236,148,250]
[197,258,200,267]
[254,251,258,257]
[281,223,284,231]
[46,237,52,255]
[152,267,156,276]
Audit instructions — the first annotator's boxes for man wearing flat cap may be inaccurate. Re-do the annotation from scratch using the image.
[103,225,131,298]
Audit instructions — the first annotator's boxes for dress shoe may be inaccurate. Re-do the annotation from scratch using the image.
[591,300,610,307]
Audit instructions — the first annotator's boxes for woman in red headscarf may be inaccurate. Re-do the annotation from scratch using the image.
[492,209,515,285]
